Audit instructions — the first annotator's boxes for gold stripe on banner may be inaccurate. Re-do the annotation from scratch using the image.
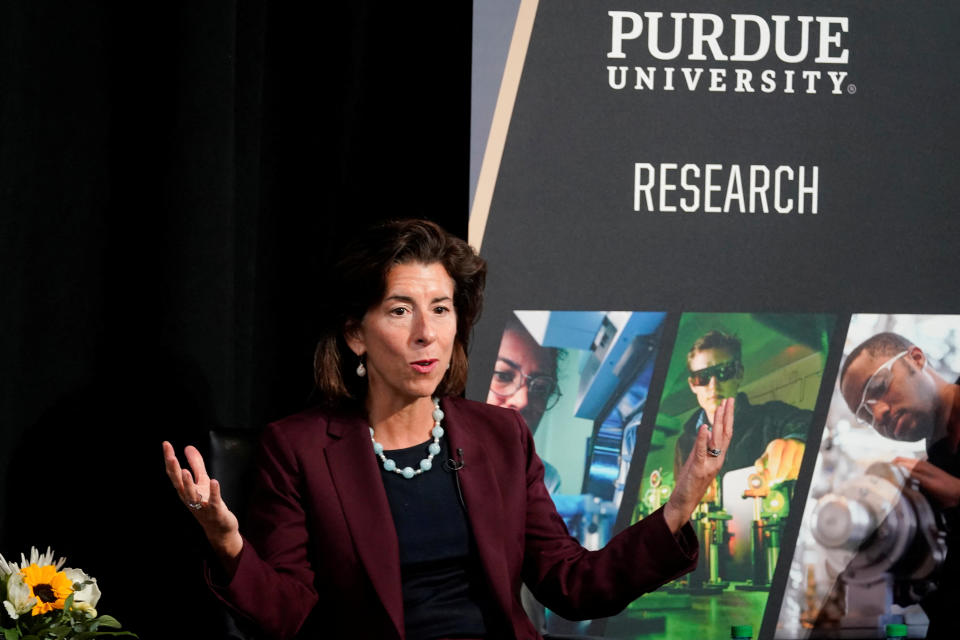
[468,0,539,252]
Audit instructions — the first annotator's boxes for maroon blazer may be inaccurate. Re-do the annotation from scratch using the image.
[211,396,697,639]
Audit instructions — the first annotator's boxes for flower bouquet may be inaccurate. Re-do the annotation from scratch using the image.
[0,547,136,639]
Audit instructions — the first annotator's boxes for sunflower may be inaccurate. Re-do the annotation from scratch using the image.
[20,563,73,615]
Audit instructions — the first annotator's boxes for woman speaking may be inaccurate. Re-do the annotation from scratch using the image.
[162,219,733,640]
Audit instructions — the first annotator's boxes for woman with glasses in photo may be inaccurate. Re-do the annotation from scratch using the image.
[486,315,563,491]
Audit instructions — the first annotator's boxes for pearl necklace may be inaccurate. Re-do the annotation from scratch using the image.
[369,397,444,479]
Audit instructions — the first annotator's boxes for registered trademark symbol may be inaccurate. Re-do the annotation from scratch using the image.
[847,84,857,94]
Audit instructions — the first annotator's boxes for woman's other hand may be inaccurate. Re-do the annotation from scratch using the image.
[162,441,243,572]
[663,396,734,533]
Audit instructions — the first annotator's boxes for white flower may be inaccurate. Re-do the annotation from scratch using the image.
[0,546,66,577]
[0,553,14,578]
[21,546,65,571]
[64,567,101,612]
[2,572,38,620]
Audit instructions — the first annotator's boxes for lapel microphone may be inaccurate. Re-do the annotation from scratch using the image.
[444,447,465,471]
[444,448,467,512]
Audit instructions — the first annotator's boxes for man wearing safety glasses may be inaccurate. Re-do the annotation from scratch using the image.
[839,331,960,634]
[675,330,810,488]
[839,333,958,450]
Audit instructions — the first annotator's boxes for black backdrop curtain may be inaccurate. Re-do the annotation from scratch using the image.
[0,2,470,636]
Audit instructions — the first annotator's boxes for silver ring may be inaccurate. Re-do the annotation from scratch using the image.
[706,447,722,457]
[188,500,203,510]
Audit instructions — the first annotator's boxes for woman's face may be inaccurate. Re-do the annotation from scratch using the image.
[486,327,556,431]
[346,262,457,406]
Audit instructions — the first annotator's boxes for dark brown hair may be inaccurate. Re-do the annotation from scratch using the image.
[313,219,487,406]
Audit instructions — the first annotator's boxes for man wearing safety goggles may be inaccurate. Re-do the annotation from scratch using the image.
[839,330,960,518]
[839,331,960,634]
[675,330,810,493]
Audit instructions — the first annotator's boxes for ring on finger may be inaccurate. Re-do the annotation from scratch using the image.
[706,447,722,457]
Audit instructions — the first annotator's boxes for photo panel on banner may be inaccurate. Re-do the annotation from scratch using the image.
[773,314,960,640]
[484,310,666,636]
[612,312,834,639]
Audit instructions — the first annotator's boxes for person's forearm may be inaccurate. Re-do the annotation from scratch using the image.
[209,530,243,578]
[662,499,691,534]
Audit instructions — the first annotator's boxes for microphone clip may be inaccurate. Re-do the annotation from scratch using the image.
[444,448,467,512]
[443,447,465,472]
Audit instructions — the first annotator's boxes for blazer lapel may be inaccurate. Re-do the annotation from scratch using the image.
[325,412,404,637]
[442,398,515,620]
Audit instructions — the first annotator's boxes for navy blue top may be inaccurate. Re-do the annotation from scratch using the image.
[379,437,495,639]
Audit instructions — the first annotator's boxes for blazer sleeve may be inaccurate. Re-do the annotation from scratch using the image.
[517,411,698,621]
[207,421,319,639]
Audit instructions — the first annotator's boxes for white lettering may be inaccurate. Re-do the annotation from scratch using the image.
[646,12,686,60]
[607,66,629,90]
[798,166,819,213]
[632,163,819,215]
[607,13,849,66]
[724,165,746,212]
[775,166,794,213]
[750,166,770,213]
[802,69,821,93]
[760,69,776,93]
[663,66,676,91]
[689,14,728,61]
[827,70,848,94]
[784,69,795,93]
[605,65,848,95]
[659,163,678,212]
[634,163,655,211]
[815,17,849,63]
[681,67,704,90]
[608,12,642,59]
[772,16,813,64]
[731,15,771,62]
[704,164,723,212]
[680,164,701,211]
[635,67,656,90]
[709,68,727,91]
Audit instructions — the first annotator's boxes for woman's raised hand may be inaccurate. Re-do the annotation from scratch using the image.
[663,397,735,533]
[162,441,243,569]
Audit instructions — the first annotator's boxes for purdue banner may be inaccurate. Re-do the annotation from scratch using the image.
[467,2,960,638]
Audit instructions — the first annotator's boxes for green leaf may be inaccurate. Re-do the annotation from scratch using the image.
[92,617,120,630]
[2,627,20,640]
[51,625,72,640]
